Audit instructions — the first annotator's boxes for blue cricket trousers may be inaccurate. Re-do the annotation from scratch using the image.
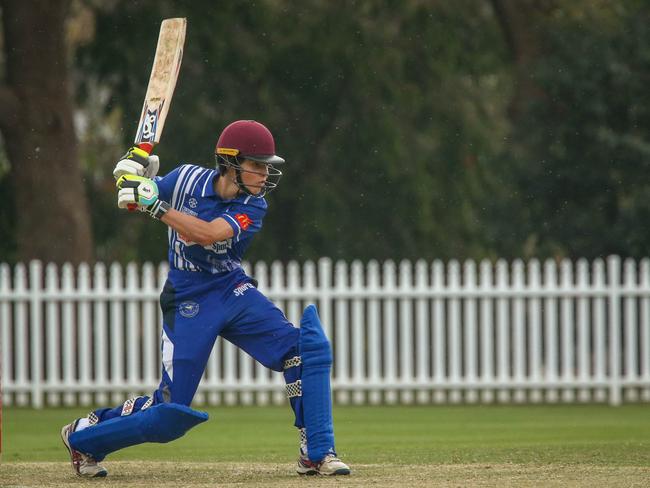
[93,267,302,424]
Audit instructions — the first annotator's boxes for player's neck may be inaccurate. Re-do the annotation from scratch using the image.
[216,172,240,200]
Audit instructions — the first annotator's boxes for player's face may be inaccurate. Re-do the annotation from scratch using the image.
[239,159,269,195]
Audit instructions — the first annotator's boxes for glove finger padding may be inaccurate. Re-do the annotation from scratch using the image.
[112,147,160,180]
[114,159,146,179]
[116,175,160,208]
[143,155,160,178]
[117,187,141,209]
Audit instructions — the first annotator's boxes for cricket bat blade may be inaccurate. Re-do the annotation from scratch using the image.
[134,17,187,154]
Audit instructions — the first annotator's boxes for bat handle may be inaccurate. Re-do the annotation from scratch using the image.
[127,142,155,212]
[137,142,154,154]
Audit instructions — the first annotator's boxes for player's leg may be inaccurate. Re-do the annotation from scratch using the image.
[293,305,350,475]
[220,286,350,475]
[61,275,224,477]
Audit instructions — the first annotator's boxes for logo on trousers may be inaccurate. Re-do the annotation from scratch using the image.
[179,301,199,317]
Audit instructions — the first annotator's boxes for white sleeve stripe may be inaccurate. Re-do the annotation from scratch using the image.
[191,169,205,194]
[223,213,241,239]
[190,168,208,195]
[177,167,207,271]
[171,165,199,269]
[171,165,192,208]
[170,166,192,268]
[171,186,184,264]
[202,170,215,196]
[176,166,199,205]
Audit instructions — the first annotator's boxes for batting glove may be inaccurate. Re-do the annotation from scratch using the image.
[113,146,160,180]
[116,174,170,220]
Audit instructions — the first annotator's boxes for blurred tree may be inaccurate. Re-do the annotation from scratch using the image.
[492,0,650,259]
[76,0,509,263]
[2,0,648,265]
[0,0,93,264]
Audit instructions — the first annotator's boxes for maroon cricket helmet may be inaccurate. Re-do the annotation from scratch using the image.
[215,120,285,165]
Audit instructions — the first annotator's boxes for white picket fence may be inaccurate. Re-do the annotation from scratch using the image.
[1,256,649,408]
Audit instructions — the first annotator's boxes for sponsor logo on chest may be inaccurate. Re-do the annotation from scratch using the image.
[207,238,233,254]
[180,206,198,217]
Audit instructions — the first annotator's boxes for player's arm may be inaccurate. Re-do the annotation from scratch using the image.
[160,209,234,246]
[116,174,233,246]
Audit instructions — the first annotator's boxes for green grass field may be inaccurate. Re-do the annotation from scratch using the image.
[1,404,649,487]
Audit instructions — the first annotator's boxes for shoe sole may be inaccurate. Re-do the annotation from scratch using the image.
[318,468,351,476]
[297,471,319,476]
[297,468,351,476]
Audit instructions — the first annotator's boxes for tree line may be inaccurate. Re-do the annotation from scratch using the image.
[1,0,648,265]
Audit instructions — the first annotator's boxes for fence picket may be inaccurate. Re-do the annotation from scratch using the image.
[335,260,350,404]
[1,264,12,406]
[61,264,75,405]
[576,259,591,402]
[496,260,510,403]
[109,263,125,405]
[623,258,637,402]
[29,261,44,408]
[479,260,494,403]
[432,260,446,403]
[142,263,157,394]
[448,261,462,403]
[593,259,607,402]
[415,260,430,404]
[383,261,398,404]
[45,263,60,406]
[399,260,414,404]
[367,261,381,405]
[78,263,92,406]
[351,260,366,405]
[560,259,575,403]
[512,260,525,403]
[608,256,622,406]
[126,263,140,400]
[93,263,108,406]
[641,259,650,402]
[14,264,28,406]
[544,259,558,403]
[528,260,542,403]
[463,261,478,403]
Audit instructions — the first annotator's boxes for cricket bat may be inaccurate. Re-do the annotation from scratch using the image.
[128,17,186,210]
[135,17,186,154]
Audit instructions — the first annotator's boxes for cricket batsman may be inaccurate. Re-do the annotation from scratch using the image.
[60,120,351,477]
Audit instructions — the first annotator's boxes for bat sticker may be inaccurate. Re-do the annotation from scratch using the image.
[136,102,165,143]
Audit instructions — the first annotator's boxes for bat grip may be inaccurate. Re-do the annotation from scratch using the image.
[127,143,154,212]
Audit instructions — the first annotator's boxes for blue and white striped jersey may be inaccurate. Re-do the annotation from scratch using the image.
[154,164,267,274]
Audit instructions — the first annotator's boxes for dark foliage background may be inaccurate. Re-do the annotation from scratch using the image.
[1,0,648,264]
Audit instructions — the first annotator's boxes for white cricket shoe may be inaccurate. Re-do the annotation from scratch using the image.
[61,420,108,478]
[296,453,351,476]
